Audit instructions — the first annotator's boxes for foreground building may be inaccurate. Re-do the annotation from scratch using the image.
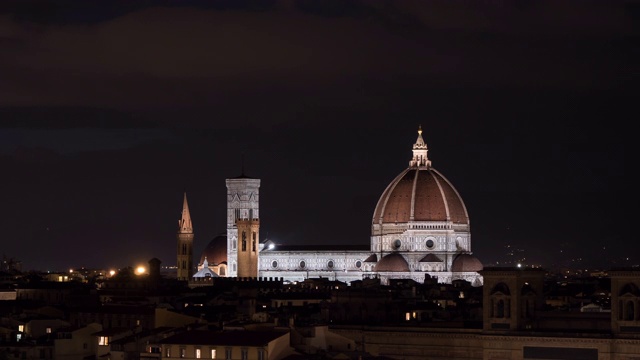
[193,127,483,286]
[331,267,640,360]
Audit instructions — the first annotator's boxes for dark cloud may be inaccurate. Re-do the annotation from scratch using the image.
[0,0,633,271]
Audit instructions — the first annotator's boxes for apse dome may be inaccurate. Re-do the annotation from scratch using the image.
[374,253,410,272]
[199,233,227,266]
[451,253,483,272]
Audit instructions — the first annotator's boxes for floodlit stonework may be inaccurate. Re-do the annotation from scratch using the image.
[196,127,484,286]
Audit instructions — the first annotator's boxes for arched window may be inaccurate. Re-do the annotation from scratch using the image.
[626,300,635,321]
[241,231,247,251]
[496,299,505,318]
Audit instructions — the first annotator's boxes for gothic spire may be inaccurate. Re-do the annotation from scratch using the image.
[178,192,193,234]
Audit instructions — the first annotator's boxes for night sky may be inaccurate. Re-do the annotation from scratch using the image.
[0,0,633,272]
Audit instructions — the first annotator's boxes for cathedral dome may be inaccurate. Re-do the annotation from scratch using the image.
[451,253,483,272]
[199,233,227,266]
[374,253,410,272]
[372,127,469,227]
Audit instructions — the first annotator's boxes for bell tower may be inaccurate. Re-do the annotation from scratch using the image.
[226,174,260,278]
[176,192,194,281]
[236,218,260,278]
[480,267,545,332]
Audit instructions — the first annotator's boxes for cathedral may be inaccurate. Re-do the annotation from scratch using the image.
[181,127,484,286]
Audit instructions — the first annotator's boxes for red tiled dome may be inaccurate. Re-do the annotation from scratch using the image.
[374,253,410,272]
[371,128,468,229]
[199,233,227,266]
[451,253,483,272]
[372,167,468,225]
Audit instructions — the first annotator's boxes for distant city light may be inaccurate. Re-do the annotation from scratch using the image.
[109,270,116,276]
[517,263,522,268]
[136,266,146,275]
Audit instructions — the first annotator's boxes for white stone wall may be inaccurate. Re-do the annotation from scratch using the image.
[259,251,369,272]
[226,178,260,278]
[258,250,482,286]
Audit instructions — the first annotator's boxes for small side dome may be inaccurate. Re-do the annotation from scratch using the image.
[199,233,227,266]
[374,253,410,272]
[451,253,483,272]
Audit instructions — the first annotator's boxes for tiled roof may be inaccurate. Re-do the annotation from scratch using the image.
[372,168,469,225]
[159,330,289,346]
[374,253,410,272]
[91,328,131,337]
[266,245,368,251]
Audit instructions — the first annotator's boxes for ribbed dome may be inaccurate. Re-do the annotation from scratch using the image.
[451,253,483,272]
[373,168,468,225]
[372,128,468,227]
[199,233,227,266]
[374,253,410,272]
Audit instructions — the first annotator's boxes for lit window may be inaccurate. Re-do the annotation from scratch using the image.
[196,348,201,359]
[99,336,109,346]
[211,348,217,359]
[180,348,186,358]
[46,327,52,334]
[18,325,24,332]
[166,347,171,358]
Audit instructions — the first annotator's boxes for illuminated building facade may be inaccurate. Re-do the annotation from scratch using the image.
[196,127,483,285]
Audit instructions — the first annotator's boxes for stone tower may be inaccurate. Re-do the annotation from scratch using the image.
[226,175,260,278]
[176,192,194,281]
[480,267,545,331]
[236,218,260,278]
[609,267,640,336]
